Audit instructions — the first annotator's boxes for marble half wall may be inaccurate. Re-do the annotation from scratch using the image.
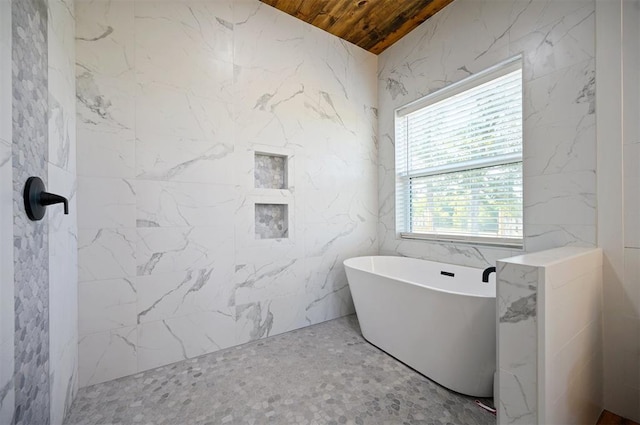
[497,247,603,425]
[75,0,378,386]
[377,0,596,267]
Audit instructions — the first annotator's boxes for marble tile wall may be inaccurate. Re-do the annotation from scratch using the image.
[75,0,378,386]
[47,0,77,423]
[0,1,14,423]
[497,247,603,425]
[496,260,538,424]
[12,0,51,423]
[377,0,596,267]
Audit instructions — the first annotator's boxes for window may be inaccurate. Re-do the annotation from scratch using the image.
[395,57,523,248]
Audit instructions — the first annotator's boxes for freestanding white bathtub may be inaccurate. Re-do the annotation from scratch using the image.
[344,256,496,397]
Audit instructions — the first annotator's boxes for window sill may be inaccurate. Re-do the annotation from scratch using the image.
[399,232,523,249]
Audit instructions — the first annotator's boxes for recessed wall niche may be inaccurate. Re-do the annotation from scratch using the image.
[255,203,288,239]
[255,153,287,189]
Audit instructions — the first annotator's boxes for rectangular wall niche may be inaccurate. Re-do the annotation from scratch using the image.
[255,203,289,239]
[255,153,287,189]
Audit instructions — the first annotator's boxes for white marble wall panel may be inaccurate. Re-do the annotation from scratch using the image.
[524,171,596,226]
[78,228,136,281]
[524,59,594,129]
[48,0,76,173]
[542,249,603,424]
[137,311,236,372]
[262,292,309,337]
[302,216,376,322]
[133,1,233,98]
[78,278,136,336]
[135,83,234,145]
[77,0,377,386]
[233,1,303,71]
[235,300,279,344]
[0,0,13,421]
[547,272,601,354]
[497,261,538,425]
[523,114,596,177]
[47,164,77,425]
[524,224,596,254]
[77,177,135,229]
[48,0,78,421]
[135,180,237,228]
[78,326,137,388]
[135,136,235,184]
[377,0,596,267]
[548,319,602,423]
[303,252,356,324]
[233,246,306,307]
[308,28,378,108]
[136,268,235,325]
[75,0,135,180]
[137,226,234,276]
[0,140,13,425]
[379,229,519,269]
[509,2,594,82]
[499,369,537,425]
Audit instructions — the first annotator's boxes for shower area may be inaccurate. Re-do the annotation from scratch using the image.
[73,0,379,387]
[1,0,639,423]
[2,0,379,422]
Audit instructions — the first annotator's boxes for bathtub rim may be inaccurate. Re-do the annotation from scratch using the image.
[344,255,495,299]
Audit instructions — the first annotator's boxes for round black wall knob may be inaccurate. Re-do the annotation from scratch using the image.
[23,176,69,221]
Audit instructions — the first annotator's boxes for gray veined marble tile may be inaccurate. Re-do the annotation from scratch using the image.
[376,0,596,269]
[136,226,234,276]
[76,0,379,388]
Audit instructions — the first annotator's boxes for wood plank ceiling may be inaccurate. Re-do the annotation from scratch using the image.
[259,0,454,55]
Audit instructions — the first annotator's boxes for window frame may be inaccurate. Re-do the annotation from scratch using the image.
[394,55,524,249]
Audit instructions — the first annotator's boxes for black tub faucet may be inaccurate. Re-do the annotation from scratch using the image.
[482,266,496,283]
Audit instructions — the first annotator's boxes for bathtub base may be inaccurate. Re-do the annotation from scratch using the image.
[344,256,496,398]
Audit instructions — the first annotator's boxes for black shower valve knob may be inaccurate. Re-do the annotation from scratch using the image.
[23,176,69,221]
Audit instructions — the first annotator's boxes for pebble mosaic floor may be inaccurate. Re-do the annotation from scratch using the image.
[65,315,496,425]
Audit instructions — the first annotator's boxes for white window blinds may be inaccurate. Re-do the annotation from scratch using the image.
[395,57,523,247]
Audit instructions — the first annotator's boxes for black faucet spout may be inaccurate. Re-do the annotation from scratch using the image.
[482,266,496,283]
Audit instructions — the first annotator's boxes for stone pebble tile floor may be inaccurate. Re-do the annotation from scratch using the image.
[65,315,495,425]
